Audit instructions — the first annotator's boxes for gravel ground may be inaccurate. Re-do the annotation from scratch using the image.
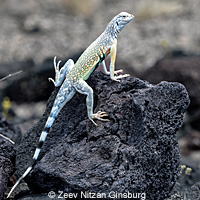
[0,0,200,72]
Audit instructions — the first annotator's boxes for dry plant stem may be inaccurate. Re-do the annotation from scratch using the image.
[0,133,15,144]
[0,70,22,82]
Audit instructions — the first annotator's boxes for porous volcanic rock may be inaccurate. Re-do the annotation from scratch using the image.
[0,116,20,200]
[140,52,200,131]
[167,181,200,200]
[15,72,190,200]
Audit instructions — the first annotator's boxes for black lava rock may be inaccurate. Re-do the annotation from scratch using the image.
[0,115,21,200]
[16,194,56,200]
[0,54,82,104]
[15,72,190,200]
[0,117,22,147]
[0,156,13,200]
[1,59,54,103]
[139,53,200,131]
[167,181,200,200]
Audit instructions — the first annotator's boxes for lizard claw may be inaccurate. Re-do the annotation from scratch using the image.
[49,56,66,87]
[114,69,123,75]
[48,57,61,86]
[89,111,109,125]
[112,74,130,82]
[48,77,54,83]
[54,56,61,71]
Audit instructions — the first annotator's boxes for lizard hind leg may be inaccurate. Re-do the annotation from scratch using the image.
[74,79,109,126]
[49,57,75,87]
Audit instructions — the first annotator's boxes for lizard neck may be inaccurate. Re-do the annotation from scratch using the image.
[104,23,119,39]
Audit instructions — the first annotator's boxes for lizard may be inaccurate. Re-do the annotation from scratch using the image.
[7,12,134,198]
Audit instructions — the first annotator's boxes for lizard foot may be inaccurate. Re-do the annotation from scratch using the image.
[105,69,123,76]
[48,56,62,86]
[89,111,109,126]
[112,73,130,82]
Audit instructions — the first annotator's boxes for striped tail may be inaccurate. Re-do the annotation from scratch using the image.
[7,81,75,198]
[7,166,32,198]
[7,114,56,198]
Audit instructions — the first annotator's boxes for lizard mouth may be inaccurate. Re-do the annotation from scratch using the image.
[126,15,134,22]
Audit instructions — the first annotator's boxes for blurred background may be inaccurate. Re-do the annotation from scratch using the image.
[0,0,200,70]
[0,0,199,196]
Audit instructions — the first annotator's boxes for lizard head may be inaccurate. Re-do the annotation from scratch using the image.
[106,12,134,36]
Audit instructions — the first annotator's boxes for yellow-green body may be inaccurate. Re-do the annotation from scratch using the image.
[67,33,113,81]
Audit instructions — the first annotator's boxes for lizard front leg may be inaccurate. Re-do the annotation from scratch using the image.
[109,40,130,82]
[102,60,123,75]
[49,57,74,87]
[74,79,109,126]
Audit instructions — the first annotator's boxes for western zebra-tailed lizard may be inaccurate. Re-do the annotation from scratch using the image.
[7,12,134,198]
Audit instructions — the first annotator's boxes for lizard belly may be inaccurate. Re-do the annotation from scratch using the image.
[82,48,109,80]
[77,45,108,80]
[83,61,100,80]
